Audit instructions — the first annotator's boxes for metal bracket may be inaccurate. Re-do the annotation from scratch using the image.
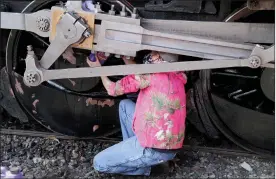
[39,11,92,69]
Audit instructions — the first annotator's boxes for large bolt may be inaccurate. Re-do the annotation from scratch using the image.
[27,45,33,51]
[249,56,261,68]
[36,17,50,32]
[120,5,127,17]
[96,2,103,13]
[131,8,138,19]
[125,56,131,60]
[24,71,41,86]
[115,54,121,58]
[105,52,111,57]
[109,4,115,15]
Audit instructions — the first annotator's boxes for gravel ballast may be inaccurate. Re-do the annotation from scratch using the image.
[0,134,274,179]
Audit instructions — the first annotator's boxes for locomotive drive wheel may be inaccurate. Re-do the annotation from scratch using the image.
[194,7,275,154]
[5,0,134,137]
[3,0,275,154]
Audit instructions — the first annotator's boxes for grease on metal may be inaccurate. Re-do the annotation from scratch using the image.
[15,78,24,95]
[32,99,39,114]
[9,88,15,98]
[32,99,39,109]
[86,98,115,107]
[98,99,115,107]
[93,125,99,132]
[86,98,98,106]
[62,47,77,64]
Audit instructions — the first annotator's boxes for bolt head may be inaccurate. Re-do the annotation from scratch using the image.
[115,54,121,58]
[120,11,127,17]
[27,45,33,51]
[131,13,138,19]
[24,71,41,86]
[249,56,261,68]
[84,30,92,38]
[36,17,50,32]
[109,10,115,15]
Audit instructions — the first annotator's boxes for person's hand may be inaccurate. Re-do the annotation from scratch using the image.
[86,57,101,68]
[122,56,136,65]
[86,52,108,67]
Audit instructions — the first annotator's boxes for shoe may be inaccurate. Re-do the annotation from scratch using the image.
[150,162,170,176]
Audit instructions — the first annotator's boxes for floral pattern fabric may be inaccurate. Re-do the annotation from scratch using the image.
[107,72,187,149]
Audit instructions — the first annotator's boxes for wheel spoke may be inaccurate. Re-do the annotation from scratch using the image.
[29,32,49,47]
[232,89,257,100]
[228,89,242,98]
[212,72,259,79]
[255,101,264,110]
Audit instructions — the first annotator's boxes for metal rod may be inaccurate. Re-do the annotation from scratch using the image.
[42,59,249,81]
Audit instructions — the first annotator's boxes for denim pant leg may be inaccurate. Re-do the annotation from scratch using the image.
[119,99,136,140]
[93,136,176,176]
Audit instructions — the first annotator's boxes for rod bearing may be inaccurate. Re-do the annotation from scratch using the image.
[36,17,50,32]
[24,71,41,86]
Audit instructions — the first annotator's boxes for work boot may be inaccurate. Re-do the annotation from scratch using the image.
[150,162,170,176]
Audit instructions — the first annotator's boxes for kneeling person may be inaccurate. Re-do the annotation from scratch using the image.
[87,51,187,176]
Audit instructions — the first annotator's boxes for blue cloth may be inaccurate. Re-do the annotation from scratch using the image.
[93,99,177,176]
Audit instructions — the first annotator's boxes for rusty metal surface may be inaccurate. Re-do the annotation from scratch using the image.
[247,0,275,10]
[9,71,121,137]
[0,68,28,123]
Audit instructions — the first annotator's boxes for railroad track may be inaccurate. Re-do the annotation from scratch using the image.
[1,128,274,160]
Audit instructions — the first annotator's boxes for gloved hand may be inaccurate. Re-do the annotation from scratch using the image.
[82,0,97,12]
[86,52,107,67]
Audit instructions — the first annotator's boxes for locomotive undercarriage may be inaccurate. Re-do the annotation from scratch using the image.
[0,0,274,155]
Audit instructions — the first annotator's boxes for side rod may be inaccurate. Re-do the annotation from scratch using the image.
[24,45,273,86]
[43,58,250,80]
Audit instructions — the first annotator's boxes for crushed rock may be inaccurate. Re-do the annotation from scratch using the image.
[0,134,274,179]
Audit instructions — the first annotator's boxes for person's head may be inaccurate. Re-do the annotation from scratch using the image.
[143,51,178,64]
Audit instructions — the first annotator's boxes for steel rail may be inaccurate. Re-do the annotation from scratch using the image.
[0,128,273,159]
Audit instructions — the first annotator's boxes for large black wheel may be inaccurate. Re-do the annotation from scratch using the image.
[194,6,275,154]
[5,0,134,137]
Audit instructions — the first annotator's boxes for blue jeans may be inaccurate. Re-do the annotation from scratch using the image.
[93,99,176,176]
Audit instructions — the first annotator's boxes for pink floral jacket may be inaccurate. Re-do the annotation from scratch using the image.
[107,72,187,149]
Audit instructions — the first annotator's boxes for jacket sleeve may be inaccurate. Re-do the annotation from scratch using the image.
[106,74,151,96]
